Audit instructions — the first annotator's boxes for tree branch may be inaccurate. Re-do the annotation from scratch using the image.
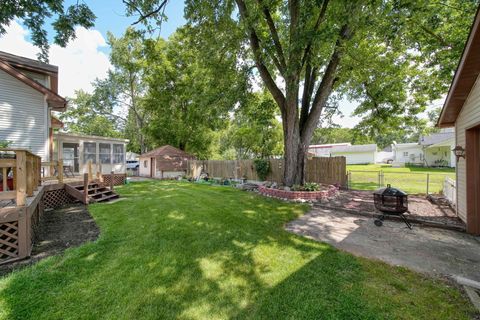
[301,0,330,68]
[235,0,286,112]
[123,0,168,26]
[302,24,352,137]
[257,0,287,71]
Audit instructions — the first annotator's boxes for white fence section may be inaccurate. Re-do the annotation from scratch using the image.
[443,177,456,206]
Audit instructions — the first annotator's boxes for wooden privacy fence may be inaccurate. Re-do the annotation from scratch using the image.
[187,157,347,186]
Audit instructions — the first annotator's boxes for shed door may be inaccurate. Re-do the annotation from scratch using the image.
[150,158,155,178]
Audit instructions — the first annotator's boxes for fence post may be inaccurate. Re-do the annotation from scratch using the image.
[426,173,430,195]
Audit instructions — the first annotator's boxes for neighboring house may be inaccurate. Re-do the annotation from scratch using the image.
[0,51,127,175]
[139,145,196,178]
[392,143,424,166]
[330,144,378,164]
[438,7,480,235]
[308,143,351,157]
[419,129,456,167]
[308,143,379,164]
[392,129,456,167]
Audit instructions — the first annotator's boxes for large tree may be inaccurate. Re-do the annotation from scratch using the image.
[129,0,477,185]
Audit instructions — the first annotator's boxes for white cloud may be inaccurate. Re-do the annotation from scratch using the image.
[0,21,111,97]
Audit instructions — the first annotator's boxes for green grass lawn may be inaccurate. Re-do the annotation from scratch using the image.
[0,181,475,319]
[346,164,456,194]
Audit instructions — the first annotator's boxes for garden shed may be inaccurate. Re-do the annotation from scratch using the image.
[139,145,196,179]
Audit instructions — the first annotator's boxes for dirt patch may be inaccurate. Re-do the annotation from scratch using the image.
[0,204,99,276]
[326,190,465,229]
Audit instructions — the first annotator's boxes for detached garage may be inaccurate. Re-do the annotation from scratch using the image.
[330,144,377,164]
[139,145,196,179]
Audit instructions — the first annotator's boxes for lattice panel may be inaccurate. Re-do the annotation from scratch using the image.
[43,188,75,210]
[0,221,19,262]
[102,174,126,186]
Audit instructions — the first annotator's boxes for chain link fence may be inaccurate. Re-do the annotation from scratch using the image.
[348,170,455,194]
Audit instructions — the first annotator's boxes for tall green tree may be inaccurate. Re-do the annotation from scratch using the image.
[0,1,95,61]
[143,27,248,158]
[59,90,121,137]
[220,91,283,159]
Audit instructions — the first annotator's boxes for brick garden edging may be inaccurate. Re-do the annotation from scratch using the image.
[258,185,339,201]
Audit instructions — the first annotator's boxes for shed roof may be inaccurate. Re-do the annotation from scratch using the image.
[438,6,480,127]
[140,145,195,158]
[330,144,377,153]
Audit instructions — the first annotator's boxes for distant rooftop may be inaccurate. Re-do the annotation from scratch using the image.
[309,143,351,149]
[331,144,377,153]
[419,130,455,146]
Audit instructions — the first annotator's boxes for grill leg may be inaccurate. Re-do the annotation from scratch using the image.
[400,214,412,230]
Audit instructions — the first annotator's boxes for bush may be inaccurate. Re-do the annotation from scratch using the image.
[254,159,270,181]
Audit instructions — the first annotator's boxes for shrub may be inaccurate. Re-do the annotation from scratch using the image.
[254,159,270,181]
[0,140,11,148]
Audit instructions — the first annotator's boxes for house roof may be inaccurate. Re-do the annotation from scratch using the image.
[438,6,480,127]
[419,130,455,146]
[0,52,67,111]
[0,51,58,73]
[309,143,351,149]
[140,145,196,159]
[54,132,129,143]
[393,143,423,150]
[330,144,377,153]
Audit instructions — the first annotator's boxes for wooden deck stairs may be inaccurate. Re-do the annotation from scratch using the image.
[65,181,119,204]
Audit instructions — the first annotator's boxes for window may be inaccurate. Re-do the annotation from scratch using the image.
[113,144,124,163]
[144,160,148,168]
[84,142,96,164]
[403,151,408,157]
[99,143,111,164]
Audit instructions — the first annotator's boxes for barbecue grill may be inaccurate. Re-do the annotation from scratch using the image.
[373,184,411,229]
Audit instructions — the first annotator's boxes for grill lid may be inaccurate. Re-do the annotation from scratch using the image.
[373,184,407,196]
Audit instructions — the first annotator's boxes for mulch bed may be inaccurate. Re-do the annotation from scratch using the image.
[325,189,465,230]
[0,204,100,276]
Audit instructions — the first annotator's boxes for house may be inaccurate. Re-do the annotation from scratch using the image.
[308,143,378,164]
[0,51,67,161]
[329,144,378,164]
[419,129,456,167]
[0,51,128,175]
[139,145,196,178]
[391,129,456,167]
[392,143,424,166]
[438,6,480,235]
[308,143,351,157]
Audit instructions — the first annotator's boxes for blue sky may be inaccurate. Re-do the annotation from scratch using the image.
[46,0,186,52]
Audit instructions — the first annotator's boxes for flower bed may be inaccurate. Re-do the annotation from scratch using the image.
[258,184,339,202]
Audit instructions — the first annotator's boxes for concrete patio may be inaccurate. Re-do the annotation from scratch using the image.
[286,206,480,282]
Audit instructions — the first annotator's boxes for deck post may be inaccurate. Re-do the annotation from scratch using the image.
[88,160,93,182]
[17,207,28,259]
[83,173,89,204]
[110,171,114,191]
[16,151,27,206]
[58,159,63,183]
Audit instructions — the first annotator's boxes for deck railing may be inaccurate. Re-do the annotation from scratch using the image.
[41,160,64,184]
[0,149,41,206]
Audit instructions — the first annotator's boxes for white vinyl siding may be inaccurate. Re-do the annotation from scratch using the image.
[330,151,376,164]
[0,69,48,160]
[455,74,480,223]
